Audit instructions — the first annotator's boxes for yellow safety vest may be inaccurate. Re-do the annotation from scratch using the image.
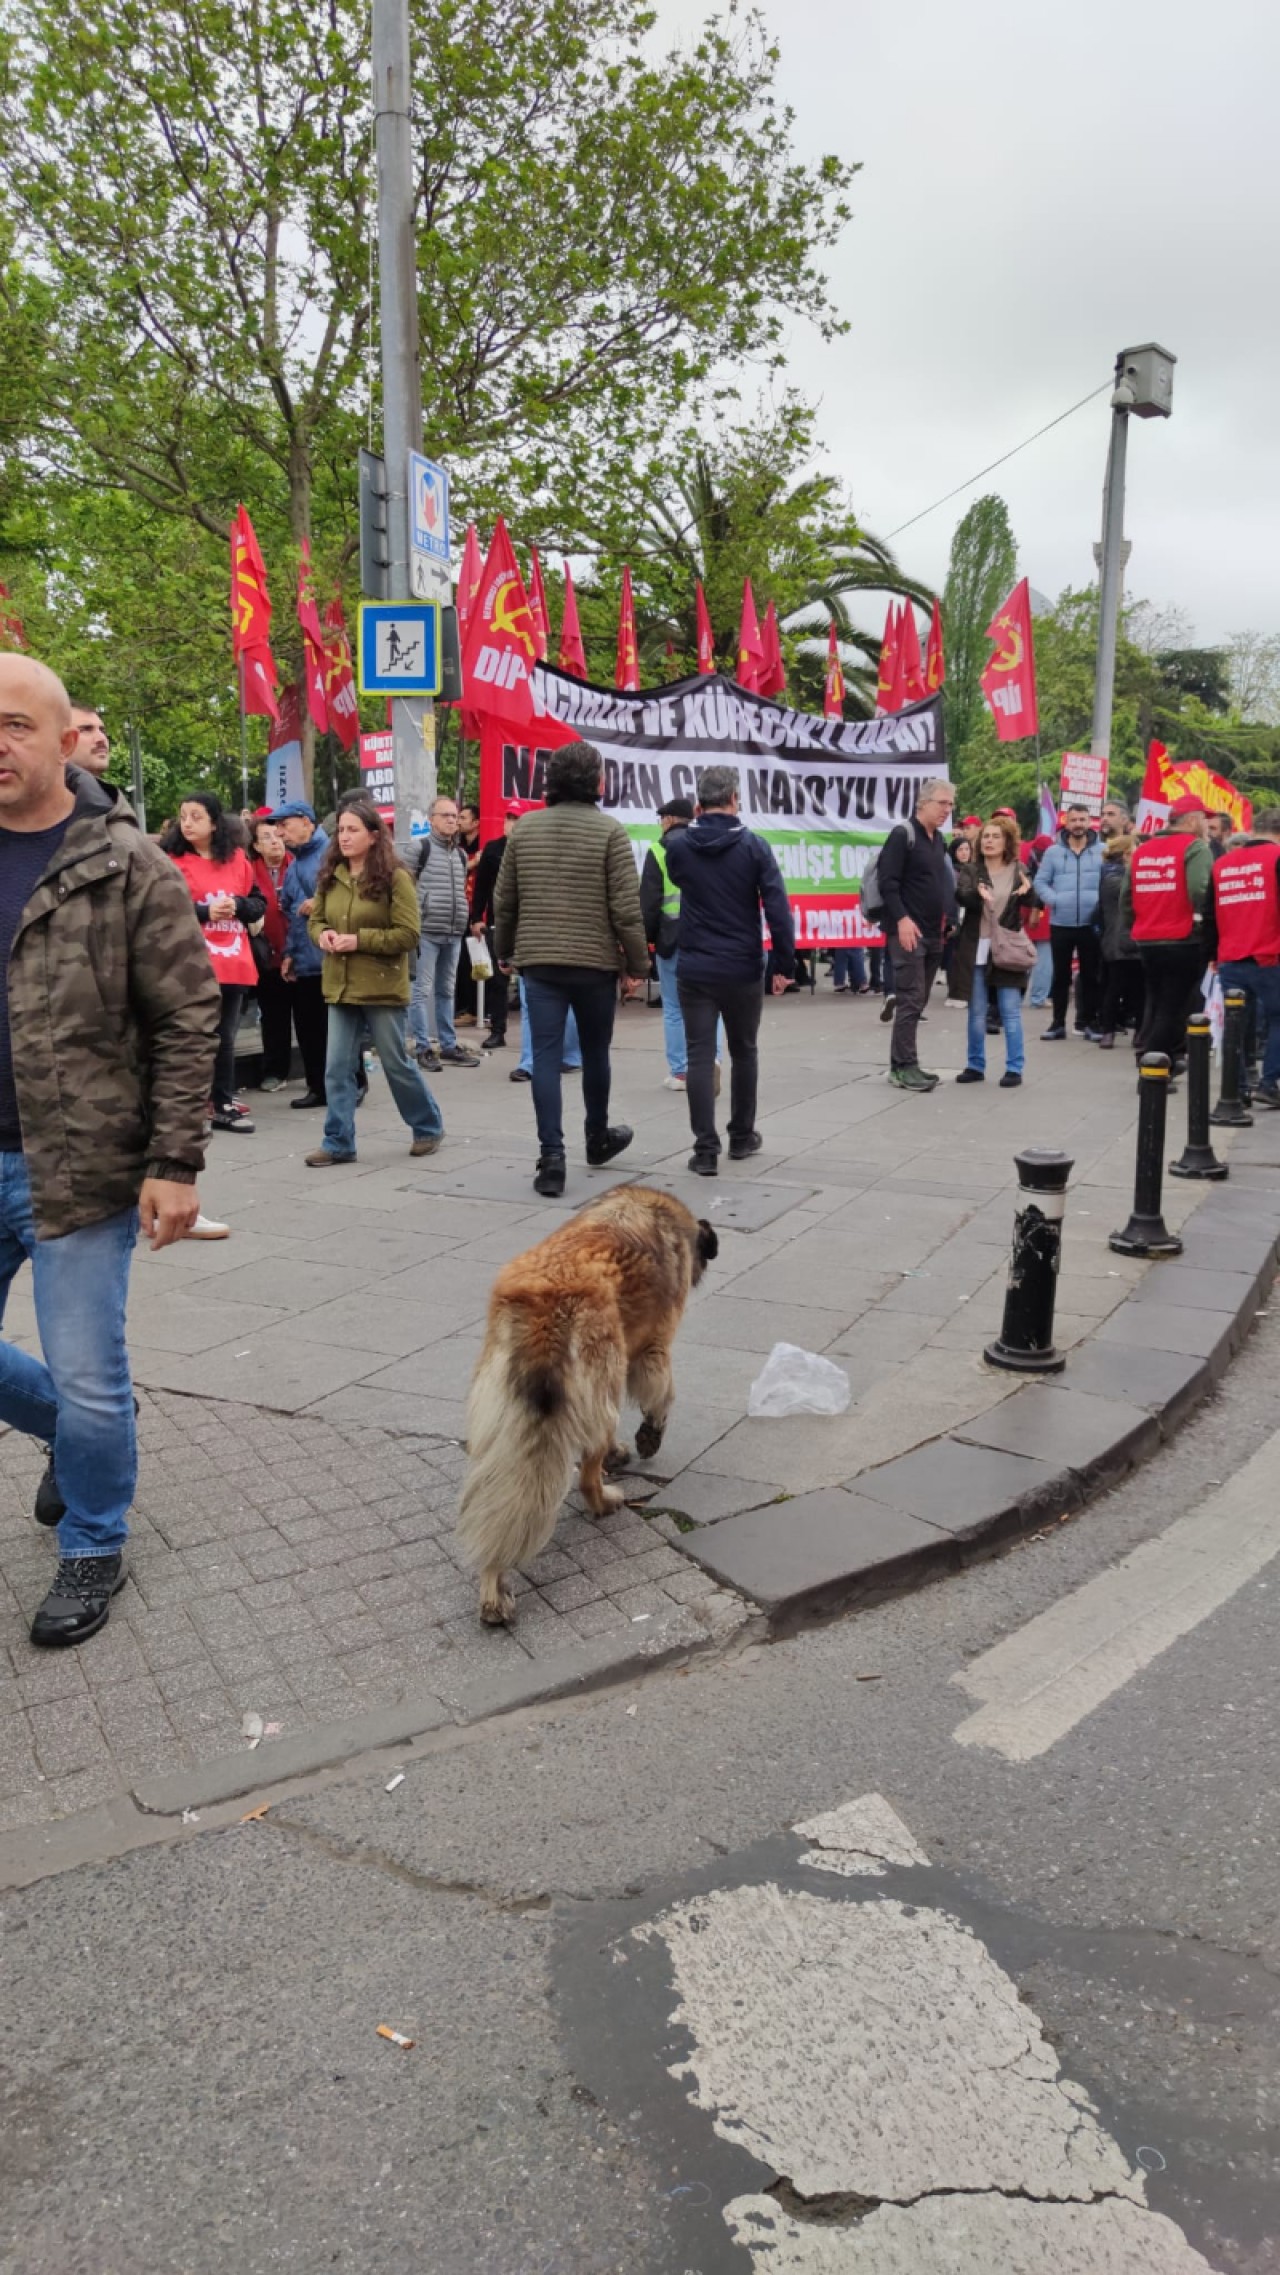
[653,837,681,917]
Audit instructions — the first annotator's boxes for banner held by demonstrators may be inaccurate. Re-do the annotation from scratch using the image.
[1059,749,1109,818]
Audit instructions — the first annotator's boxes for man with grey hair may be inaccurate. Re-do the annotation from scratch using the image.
[663,765,794,1174]
[409,791,479,1069]
[877,775,956,1092]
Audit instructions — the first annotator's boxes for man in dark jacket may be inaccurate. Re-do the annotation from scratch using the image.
[878,776,957,1092]
[664,766,794,1174]
[0,654,219,1647]
[272,801,331,1106]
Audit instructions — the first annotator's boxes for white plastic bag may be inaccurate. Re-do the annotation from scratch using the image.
[1201,969,1225,1054]
[747,1342,852,1419]
[465,933,494,982]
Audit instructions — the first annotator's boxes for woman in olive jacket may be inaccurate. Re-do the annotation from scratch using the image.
[305,798,444,1166]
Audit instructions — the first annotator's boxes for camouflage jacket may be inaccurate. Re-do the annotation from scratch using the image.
[10,770,221,1238]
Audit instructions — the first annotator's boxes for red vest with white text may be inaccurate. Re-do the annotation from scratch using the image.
[1213,841,1280,966]
[1130,836,1195,944]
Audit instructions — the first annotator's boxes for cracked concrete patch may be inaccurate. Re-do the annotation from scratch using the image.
[722,2192,1216,2272]
[793,1792,929,1878]
[635,1884,1143,2204]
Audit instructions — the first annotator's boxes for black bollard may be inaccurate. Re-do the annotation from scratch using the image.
[1110,1055,1183,1256]
[1170,1014,1229,1181]
[1209,989,1254,1128]
[985,1149,1074,1374]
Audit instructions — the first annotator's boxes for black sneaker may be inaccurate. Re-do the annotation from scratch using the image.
[439,1045,480,1067]
[955,1068,985,1084]
[688,1150,718,1176]
[585,1126,633,1167]
[728,1130,763,1160]
[509,1067,532,1083]
[1255,1080,1280,1109]
[30,1554,126,1648]
[533,1151,566,1197]
[35,1449,64,1528]
[999,1072,1023,1088]
[211,1105,255,1133]
[482,1036,507,1051]
[290,1089,325,1109]
[879,993,897,1024]
[417,1047,443,1073]
[1040,1025,1067,1041]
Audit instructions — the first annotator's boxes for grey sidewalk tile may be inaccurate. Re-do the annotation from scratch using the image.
[953,1386,1159,1477]
[855,1438,1068,1537]
[1096,1300,1239,1364]
[1128,1264,1262,1314]
[687,1487,943,1616]
[1060,1339,1206,1420]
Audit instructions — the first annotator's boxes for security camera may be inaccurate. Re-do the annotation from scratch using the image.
[1111,379,1136,410]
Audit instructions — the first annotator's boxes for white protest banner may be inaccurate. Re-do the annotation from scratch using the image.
[476,670,947,947]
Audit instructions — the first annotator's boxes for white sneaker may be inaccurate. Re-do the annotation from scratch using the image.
[663,1074,687,1090]
[184,1212,230,1241]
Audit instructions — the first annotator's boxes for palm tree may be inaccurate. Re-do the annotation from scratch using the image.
[626,408,935,714]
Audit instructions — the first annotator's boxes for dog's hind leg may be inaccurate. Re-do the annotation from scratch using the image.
[629,1342,675,1460]
[478,1567,517,1627]
[579,1441,626,1516]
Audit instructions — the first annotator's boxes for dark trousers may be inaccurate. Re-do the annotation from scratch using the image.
[521,967,618,1155]
[886,937,942,1069]
[455,939,478,1020]
[255,966,294,1081]
[1098,957,1144,1037]
[1049,925,1102,1028]
[679,975,763,1156]
[1137,943,1207,1063]
[480,930,510,1041]
[213,985,245,1110]
[290,973,330,1099]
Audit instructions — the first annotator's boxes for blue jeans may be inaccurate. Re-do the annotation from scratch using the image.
[0,1154,137,1556]
[409,936,462,1053]
[967,965,1025,1075]
[323,1004,444,1157]
[1218,960,1280,1087]
[832,949,867,989]
[1028,939,1053,1006]
[517,1003,581,1075]
[521,970,617,1153]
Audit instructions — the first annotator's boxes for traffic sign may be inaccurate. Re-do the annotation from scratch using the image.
[408,452,451,602]
[357,601,442,696]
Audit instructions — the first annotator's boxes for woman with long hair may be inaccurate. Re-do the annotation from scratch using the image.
[304,798,444,1166]
[246,813,293,1091]
[953,814,1038,1087]
[162,793,266,1132]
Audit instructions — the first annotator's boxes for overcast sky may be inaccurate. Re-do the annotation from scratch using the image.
[661,0,1278,647]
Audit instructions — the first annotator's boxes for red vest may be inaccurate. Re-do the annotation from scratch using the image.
[170,849,260,986]
[1214,841,1280,966]
[1130,836,1195,944]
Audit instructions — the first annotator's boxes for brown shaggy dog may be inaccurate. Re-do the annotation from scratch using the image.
[456,1186,718,1625]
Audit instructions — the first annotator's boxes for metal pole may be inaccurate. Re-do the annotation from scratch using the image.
[1090,391,1130,762]
[1210,989,1254,1128]
[238,655,250,810]
[127,720,147,834]
[985,1148,1074,1374]
[1110,1054,1183,1256]
[372,0,435,843]
[1170,1014,1228,1180]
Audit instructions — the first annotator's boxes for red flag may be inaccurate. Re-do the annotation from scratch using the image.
[924,599,945,694]
[296,539,328,735]
[559,561,587,679]
[696,582,716,675]
[456,523,483,650]
[981,577,1039,741]
[736,578,765,693]
[0,580,25,650]
[460,516,539,728]
[759,602,786,700]
[616,565,640,692]
[896,605,926,706]
[875,603,900,714]
[527,546,550,663]
[823,621,845,719]
[230,506,279,720]
[320,596,360,750]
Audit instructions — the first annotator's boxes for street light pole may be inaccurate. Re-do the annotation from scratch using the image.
[1089,341,1177,765]
[1089,383,1129,761]
[371,0,436,836]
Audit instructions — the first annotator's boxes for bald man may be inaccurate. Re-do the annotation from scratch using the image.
[0,654,219,1648]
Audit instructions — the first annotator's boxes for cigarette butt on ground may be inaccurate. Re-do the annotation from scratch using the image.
[376,2026,416,2051]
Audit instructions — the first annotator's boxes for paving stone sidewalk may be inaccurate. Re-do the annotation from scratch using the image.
[0,980,1234,1831]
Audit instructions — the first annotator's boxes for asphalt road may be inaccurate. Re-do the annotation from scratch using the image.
[5,1308,1280,2274]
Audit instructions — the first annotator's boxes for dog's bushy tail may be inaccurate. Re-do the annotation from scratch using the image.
[457,1295,620,1578]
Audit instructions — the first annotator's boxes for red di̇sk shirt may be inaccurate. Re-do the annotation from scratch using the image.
[170,849,260,986]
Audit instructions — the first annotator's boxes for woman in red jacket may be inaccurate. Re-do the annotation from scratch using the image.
[247,814,293,1091]
[162,794,266,1133]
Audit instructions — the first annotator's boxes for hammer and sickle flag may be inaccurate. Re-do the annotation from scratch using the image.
[822,619,845,719]
[460,516,538,730]
[875,602,901,715]
[320,595,360,750]
[230,505,279,721]
[980,576,1039,742]
[616,564,641,692]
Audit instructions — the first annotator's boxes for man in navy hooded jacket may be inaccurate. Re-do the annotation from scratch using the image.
[664,765,795,1174]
